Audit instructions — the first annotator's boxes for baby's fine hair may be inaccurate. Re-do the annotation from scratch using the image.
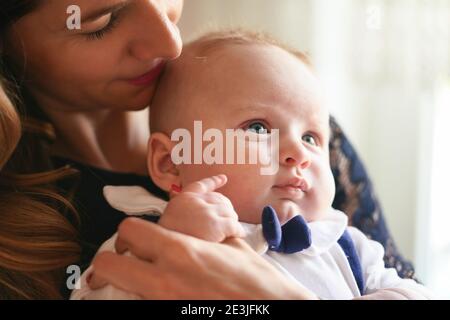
[186,29,313,70]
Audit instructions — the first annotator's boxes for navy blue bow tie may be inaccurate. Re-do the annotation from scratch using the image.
[261,206,312,254]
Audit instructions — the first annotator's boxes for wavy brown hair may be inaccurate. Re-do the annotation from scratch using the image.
[0,0,81,299]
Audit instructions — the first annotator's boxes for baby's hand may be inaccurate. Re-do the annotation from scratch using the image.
[158,175,246,242]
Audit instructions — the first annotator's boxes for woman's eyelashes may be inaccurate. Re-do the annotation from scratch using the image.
[85,11,121,41]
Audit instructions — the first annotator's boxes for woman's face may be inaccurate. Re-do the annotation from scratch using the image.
[5,0,184,112]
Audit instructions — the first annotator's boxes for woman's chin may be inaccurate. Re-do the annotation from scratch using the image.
[127,91,156,110]
[108,82,157,111]
[123,103,151,112]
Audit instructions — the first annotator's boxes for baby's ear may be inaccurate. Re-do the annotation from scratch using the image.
[147,133,180,192]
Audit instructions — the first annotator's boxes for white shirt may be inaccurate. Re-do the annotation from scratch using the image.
[71,186,433,300]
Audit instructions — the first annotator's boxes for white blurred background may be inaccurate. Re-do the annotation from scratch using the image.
[179,0,450,298]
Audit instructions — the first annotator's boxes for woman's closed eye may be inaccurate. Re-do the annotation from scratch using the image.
[84,11,121,41]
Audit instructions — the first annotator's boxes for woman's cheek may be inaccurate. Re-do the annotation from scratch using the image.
[70,50,117,83]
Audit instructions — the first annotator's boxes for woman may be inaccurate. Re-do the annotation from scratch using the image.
[0,0,415,299]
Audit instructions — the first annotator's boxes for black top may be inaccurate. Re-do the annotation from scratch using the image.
[54,158,167,273]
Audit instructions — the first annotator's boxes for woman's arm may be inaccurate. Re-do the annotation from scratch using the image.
[88,218,318,300]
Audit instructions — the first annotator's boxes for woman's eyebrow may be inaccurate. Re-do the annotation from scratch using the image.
[81,1,130,23]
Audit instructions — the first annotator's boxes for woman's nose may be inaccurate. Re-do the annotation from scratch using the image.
[280,140,312,170]
[129,0,183,61]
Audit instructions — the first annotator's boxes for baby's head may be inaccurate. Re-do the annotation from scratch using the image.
[149,30,335,224]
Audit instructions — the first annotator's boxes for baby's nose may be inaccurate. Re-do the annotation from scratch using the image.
[281,141,311,170]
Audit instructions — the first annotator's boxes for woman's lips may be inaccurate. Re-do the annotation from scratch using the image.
[128,62,166,86]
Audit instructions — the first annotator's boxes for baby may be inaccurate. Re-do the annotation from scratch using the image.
[72,31,432,300]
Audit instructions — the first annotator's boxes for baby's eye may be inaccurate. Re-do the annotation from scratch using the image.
[246,122,270,134]
[302,134,318,146]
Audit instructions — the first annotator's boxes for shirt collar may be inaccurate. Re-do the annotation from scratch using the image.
[103,185,167,216]
[103,185,348,256]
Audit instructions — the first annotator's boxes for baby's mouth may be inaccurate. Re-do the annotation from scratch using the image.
[273,176,309,192]
[271,176,309,201]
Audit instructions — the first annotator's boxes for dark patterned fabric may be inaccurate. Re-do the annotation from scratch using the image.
[329,117,416,279]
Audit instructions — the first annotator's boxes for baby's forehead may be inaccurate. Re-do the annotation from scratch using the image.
[167,41,318,102]
[154,38,329,132]
[176,40,306,74]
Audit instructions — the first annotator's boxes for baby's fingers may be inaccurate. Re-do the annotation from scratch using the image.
[183,175,227,194]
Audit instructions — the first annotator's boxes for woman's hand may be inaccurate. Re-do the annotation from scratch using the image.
[88,218,318,300]
[158,175,246,242]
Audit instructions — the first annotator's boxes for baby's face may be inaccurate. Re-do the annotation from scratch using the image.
[153,43,335,224]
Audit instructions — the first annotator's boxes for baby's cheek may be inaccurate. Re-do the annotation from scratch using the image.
[178,164,221,187]
[219,167,272,223]
[324,167,336,203]
[315,166,336,209]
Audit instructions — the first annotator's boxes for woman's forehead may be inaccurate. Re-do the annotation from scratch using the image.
[8,0,127,37]
[27,0,126,24]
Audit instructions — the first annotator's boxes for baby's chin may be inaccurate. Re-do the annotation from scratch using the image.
[236,200,324,225]
[271,200,321,224]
